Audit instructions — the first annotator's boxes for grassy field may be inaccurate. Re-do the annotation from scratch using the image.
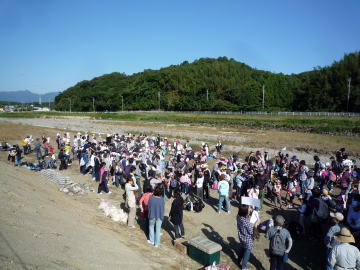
[1,111,360,135]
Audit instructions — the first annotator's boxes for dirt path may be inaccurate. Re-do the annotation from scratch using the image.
[0,161,179,269]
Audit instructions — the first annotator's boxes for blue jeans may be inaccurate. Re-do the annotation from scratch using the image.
[270,254,284,270]
[300,180,306,197]
[218,195,230,212]
[326,248,333,270]
[182,183,189,194]
[238,246,251,269]
[15,156,22,165]
[94,170,100,182]
[149,218,162,246]
[91,167,96,178]
[305,191,312,201]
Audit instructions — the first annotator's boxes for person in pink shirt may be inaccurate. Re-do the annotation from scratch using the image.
[97,162,112,195]
[139,186,153,237]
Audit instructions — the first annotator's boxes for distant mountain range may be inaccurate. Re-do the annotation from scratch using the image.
[0,90,60,103]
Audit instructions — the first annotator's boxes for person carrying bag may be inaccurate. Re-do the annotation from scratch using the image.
[266,215,293,270]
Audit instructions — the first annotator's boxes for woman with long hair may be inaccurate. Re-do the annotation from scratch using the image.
[237,204,255,270]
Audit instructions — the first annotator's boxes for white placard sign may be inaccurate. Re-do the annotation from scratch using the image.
[241,196,261,208]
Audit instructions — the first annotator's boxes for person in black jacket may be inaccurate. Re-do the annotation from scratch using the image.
[169,191,185,239]
[202,164,211,201]
[58,147,67,170]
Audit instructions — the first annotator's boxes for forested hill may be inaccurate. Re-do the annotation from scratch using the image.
[54,52,360,112]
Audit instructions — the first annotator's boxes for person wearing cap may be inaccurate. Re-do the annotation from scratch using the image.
[325,212,345,270]
[217,174,230,214]
[305,170,315,201]
[328,227,360,270]
[255,167,267,209]
[298,160,309,198]
[266,215,293,270]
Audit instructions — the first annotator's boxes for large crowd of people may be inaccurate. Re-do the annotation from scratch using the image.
[2,131,360,270]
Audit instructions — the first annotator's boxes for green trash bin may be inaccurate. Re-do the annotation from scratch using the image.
[188,236,222,266]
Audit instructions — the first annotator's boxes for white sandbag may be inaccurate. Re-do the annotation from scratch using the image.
[119,209,128,224]
[98,199,110,211]
[104,205,115,217]
[109,207,120,218]
[111,210,121,222]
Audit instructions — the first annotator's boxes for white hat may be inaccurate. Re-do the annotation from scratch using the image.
[329,212,344,221]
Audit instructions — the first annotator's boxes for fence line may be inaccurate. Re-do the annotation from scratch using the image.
[54,110,360,117]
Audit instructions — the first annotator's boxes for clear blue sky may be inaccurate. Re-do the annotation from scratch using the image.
[0,0,359,93]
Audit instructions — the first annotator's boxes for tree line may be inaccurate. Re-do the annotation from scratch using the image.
[54,52,360,112]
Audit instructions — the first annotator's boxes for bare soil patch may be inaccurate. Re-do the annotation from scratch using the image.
[0,120,337,270]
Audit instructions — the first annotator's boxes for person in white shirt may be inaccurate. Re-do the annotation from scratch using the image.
[196,171,204,200]
[125,178,139,228]
[328,227,360,270]
[342,155,353,172]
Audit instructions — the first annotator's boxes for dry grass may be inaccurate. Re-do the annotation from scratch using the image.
[0,121,73,143]
[1,119,359,158]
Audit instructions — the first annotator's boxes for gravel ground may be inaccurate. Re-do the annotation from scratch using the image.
[2,117,357,164]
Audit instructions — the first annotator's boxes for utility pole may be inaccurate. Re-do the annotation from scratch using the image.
[69,98,72,113]
[262,85,265,110]
[92,97,95,112]
[121,95,124,111]
[206,89,209,102]
[158,91,161,111]
[48,99,50,111]
[347,77,351,112]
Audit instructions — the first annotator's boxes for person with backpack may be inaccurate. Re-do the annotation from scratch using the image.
[309,187,329,239]
[217,174,230,214]
[266,215,293,270]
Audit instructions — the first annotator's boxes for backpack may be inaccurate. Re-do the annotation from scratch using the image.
[329,171,336,181]
[193,200,205,212]
[311,198,329,222]
[170,178,178,188]
[270,228,287,256]
[212,180,218,190]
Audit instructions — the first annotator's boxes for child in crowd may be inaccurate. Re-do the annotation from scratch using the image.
[272,179,283,209]
[298,198,307,232]
[286,178,297,209]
